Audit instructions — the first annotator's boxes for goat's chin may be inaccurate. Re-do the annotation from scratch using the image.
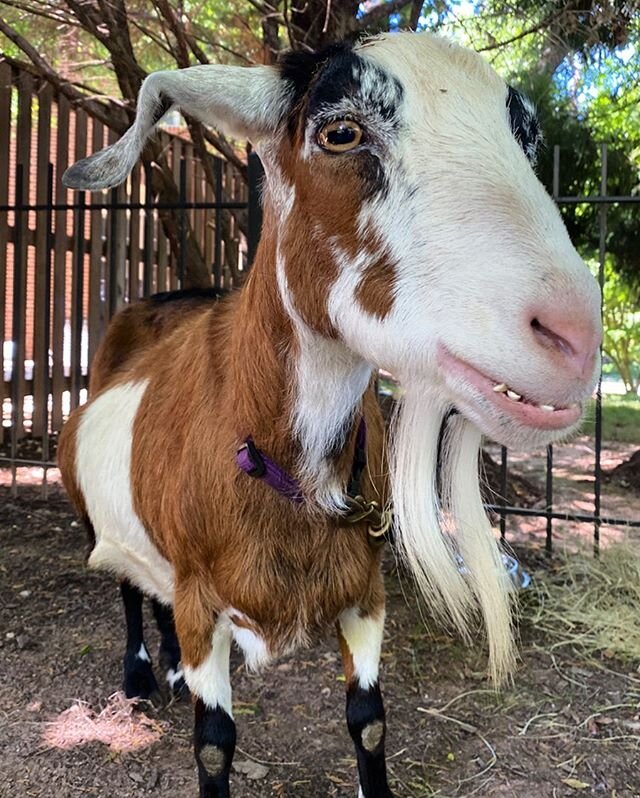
[389,385,516,685]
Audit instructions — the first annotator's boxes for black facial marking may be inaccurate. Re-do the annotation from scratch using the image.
[346,682,393,798]
[278,42,355,123]
[194,699,237,798]
[278,43,402,199]
[507,86,542,165]
[306,48,403,125]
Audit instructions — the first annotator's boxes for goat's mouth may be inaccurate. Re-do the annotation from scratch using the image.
[436,345,582,433]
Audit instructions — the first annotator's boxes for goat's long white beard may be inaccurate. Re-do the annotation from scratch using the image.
[390,388,516,685]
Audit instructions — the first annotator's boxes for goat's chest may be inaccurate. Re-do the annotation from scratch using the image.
[209,513,385,657]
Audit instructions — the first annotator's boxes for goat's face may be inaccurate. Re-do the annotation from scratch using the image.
[267,34,601,450]
[63,32,601,451]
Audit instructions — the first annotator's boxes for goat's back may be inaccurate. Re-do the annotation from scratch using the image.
[90,287,229,393]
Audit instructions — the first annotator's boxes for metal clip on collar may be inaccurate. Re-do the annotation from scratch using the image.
[343,495,393,545]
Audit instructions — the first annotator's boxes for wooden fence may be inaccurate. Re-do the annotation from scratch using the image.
[1,59,257,447]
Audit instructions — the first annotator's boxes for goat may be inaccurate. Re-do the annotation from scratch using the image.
[58,32,602,798]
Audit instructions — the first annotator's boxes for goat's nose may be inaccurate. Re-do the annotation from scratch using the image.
[530,311,601,380]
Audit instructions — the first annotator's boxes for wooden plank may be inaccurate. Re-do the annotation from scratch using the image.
[142,161,153,297]
[13,70,33,439]
[157,220,168,292]
[193,155,204,273]
[70,109,87,411]
[88,119,106,366]
[0,63,12,417]
[107,180,127,315]
[32,83,53,437]
[128,163,141,301]
[170,136,182,288]
[204,166,214,285]
[51,94,70,431]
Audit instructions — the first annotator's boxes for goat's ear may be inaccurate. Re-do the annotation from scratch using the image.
[63,65,287,190]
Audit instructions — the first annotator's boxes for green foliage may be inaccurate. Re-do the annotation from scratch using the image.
[600,263,640,395]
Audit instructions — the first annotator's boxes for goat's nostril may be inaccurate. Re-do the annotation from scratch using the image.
[530,317,575,357]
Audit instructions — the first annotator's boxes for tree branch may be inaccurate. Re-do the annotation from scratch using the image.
[354,0,415,32]
[476,10,563,53]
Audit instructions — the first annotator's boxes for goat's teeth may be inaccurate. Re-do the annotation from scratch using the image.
[493,383,508,393]
[506,390,522,401]
[540,404,555,412]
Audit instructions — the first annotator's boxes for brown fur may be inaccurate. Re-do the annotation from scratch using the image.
[58,193,388,672]
[58,92,393,678]
[355,246,398,320]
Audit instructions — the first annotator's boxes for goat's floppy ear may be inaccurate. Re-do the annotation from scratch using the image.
[63,65,287,190]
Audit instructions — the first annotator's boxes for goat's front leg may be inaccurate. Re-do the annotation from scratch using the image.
[338,607,393,798]
[176,597,236,798]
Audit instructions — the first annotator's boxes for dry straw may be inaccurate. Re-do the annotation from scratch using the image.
[524,541,640,663]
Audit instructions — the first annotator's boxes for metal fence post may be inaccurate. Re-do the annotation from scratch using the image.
[247,151,264,268]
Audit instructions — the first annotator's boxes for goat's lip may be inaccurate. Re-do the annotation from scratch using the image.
[436,345,582,431]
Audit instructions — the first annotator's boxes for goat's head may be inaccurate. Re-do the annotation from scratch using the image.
[65,32,601,451]
[64,33,602,683]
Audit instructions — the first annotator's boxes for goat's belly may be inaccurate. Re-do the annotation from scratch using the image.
[75,379,175,604]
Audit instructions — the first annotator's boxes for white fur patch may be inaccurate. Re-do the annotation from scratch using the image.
[226,610,270,671]
[276,248,372,511]
[338,607,385,690]
[137,643,151,663]
[184,621,233,715]
[76,381,175,605]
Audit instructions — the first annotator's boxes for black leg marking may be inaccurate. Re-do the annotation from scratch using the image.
[120,580,160,702]
[194,699,237,798]
[346,682,393,798]
[151,598,189,698]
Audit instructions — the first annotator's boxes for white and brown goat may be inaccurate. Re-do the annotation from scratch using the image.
[58,33,601,798]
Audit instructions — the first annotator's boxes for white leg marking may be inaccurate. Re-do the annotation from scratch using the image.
[339,607,385,690]
[183,620,233,716]
[76,381,175,604]
[137,643,151,663]
[166,667,185,688]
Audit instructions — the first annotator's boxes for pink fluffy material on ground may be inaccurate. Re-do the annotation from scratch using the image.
[42,691,168,752]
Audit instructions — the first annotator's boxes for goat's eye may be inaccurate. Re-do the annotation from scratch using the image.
[317,120,363,152]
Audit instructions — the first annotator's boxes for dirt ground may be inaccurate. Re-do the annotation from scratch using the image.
[1,484,639,798]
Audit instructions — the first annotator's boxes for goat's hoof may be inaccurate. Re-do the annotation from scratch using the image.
[123,649,161,703]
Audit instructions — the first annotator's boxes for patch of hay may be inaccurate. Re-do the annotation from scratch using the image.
[42,691,167,752]
[524,542,640,663]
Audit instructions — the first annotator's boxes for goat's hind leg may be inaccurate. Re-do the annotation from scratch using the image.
[338,607,394,798]
[120,580,161,702]
[151,598,189,698]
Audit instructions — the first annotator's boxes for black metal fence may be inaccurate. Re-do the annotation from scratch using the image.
[488,144,640,551]
[2,143,639,554]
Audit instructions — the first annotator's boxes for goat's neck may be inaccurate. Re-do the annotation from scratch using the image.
[230,217,372,511]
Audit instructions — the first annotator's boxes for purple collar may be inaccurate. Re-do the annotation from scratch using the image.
[235,420,367,505]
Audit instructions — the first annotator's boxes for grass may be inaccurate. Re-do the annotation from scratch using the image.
[601,394,640,443]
